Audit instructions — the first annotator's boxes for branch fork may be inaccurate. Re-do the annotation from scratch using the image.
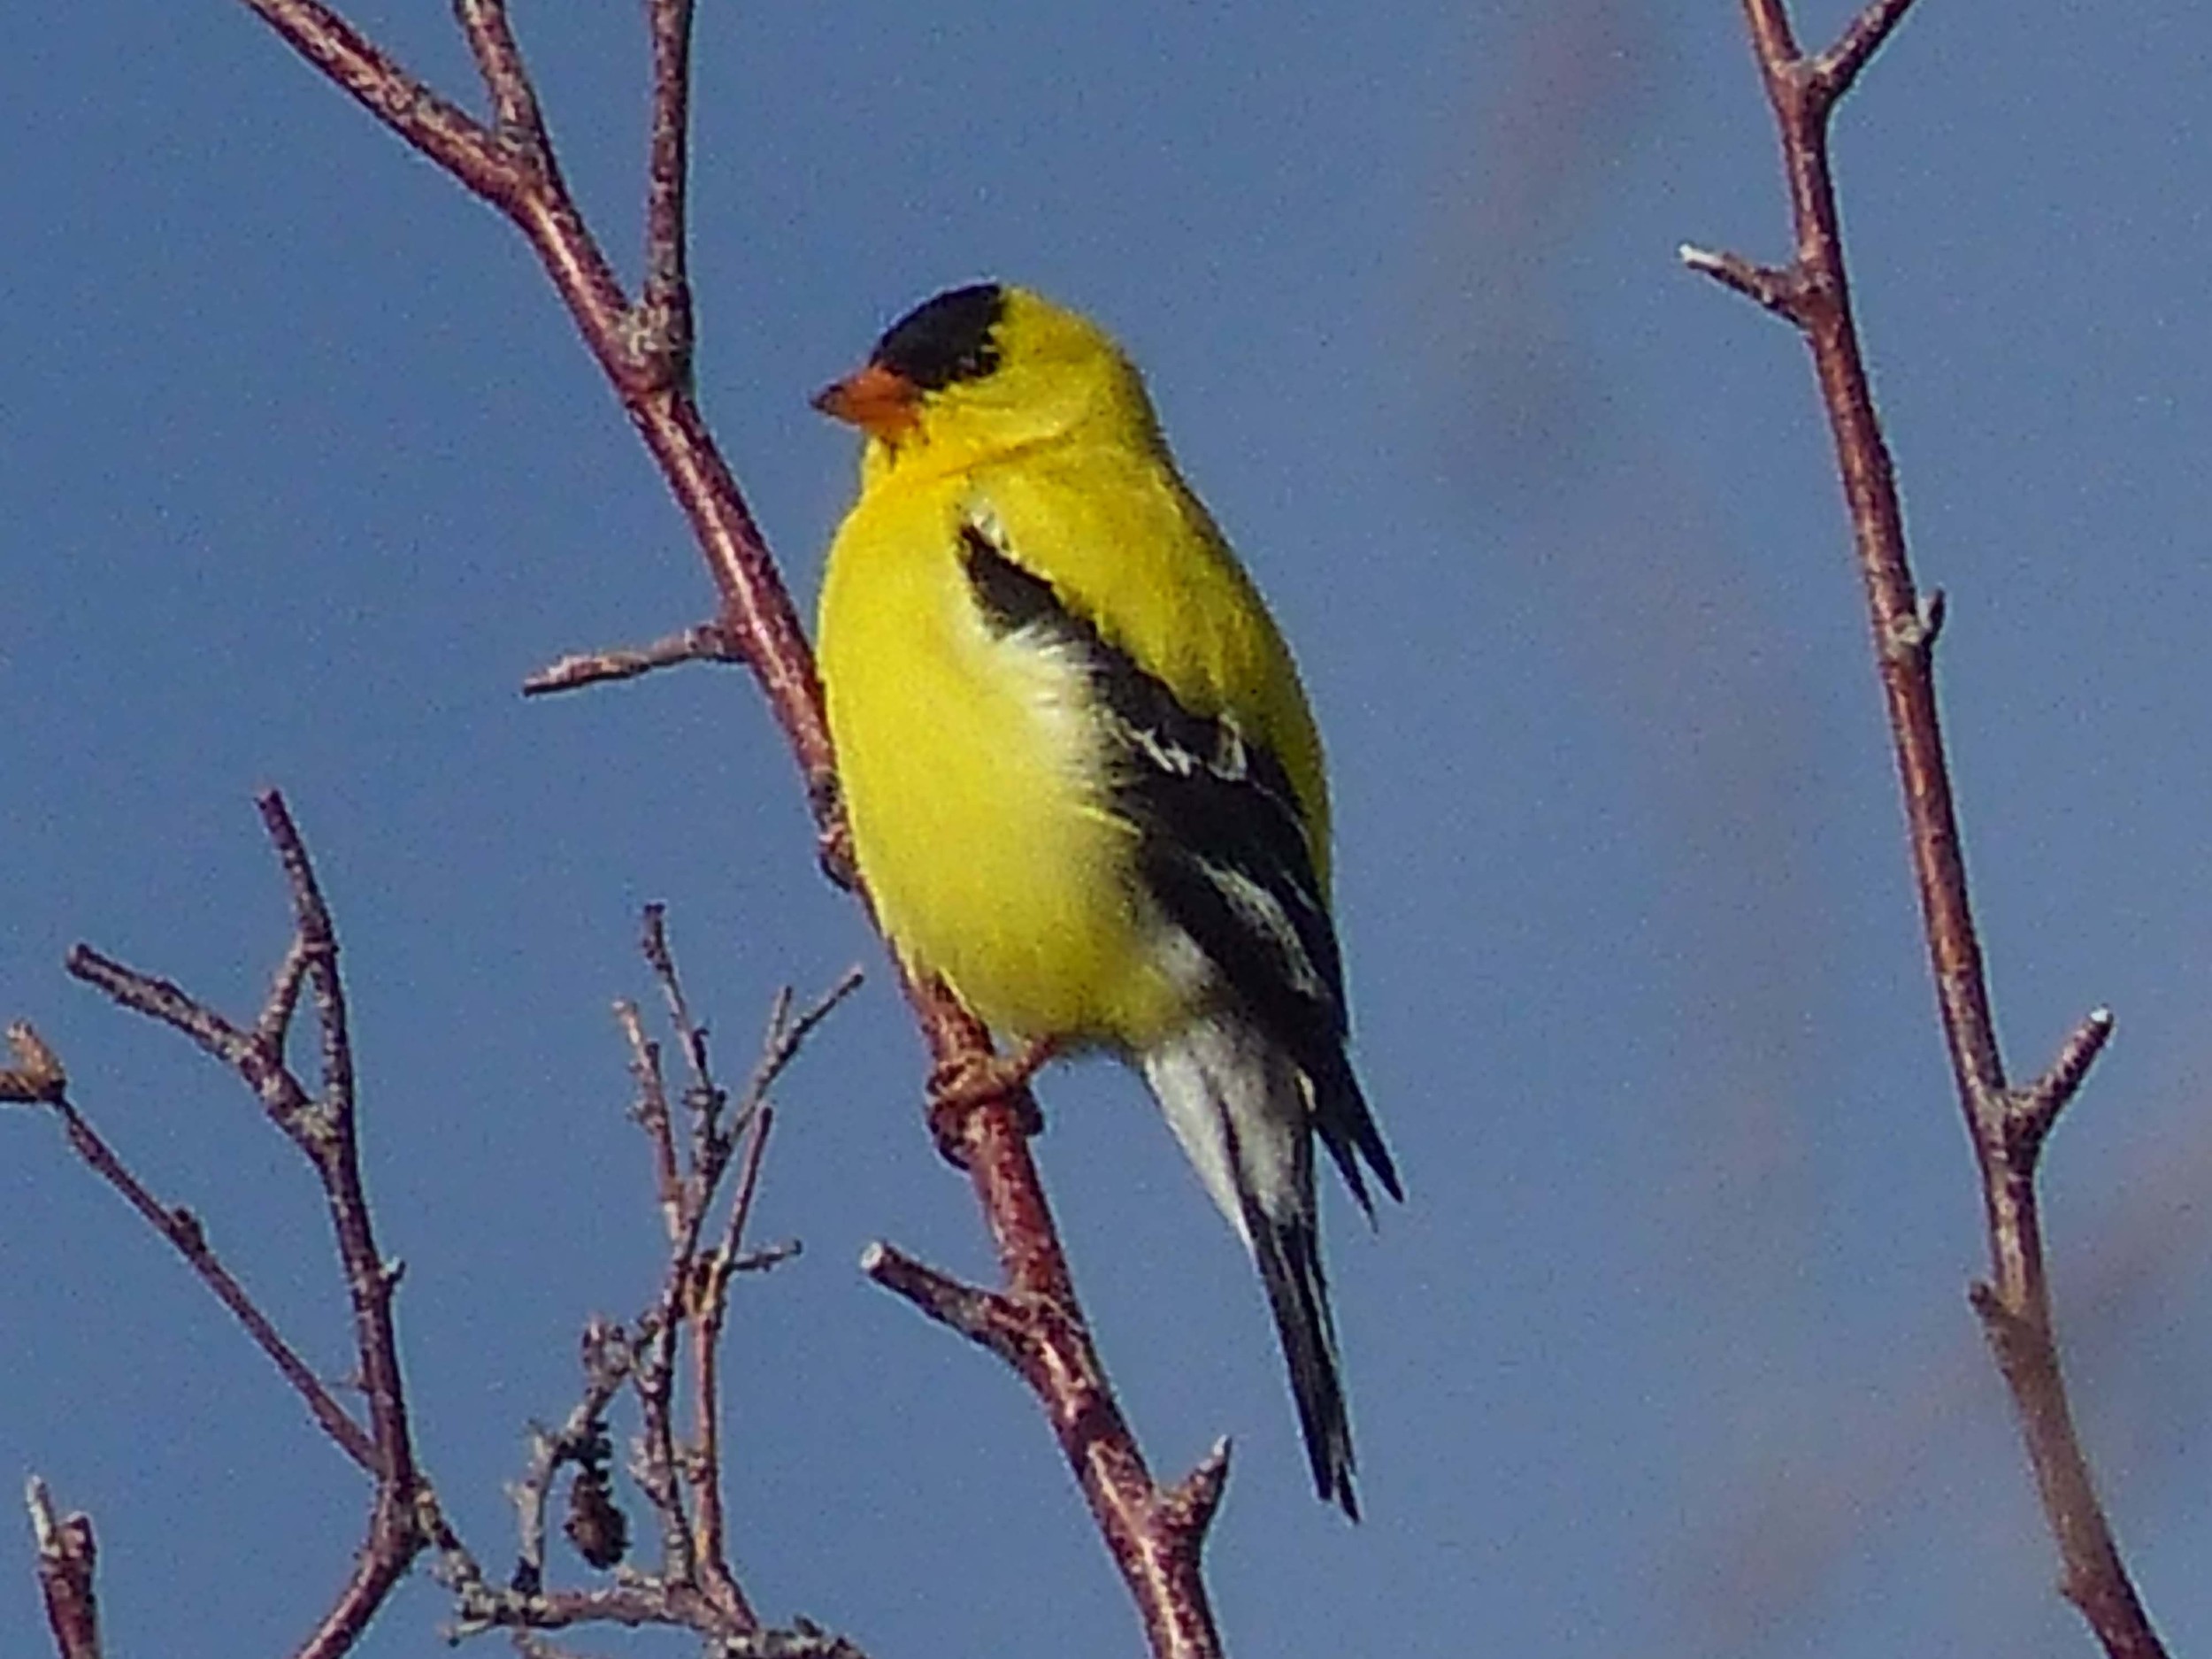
[22,799,865,1655]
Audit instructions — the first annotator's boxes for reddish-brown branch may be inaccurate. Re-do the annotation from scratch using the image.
[294,1488,422,1659]
[495,941,865,1647]
[41,1087,378,1472]
[640,0,695,356]
[690,1102,775,1622]
[36,814,873,1652]
[1687,4,2164,1655]
[55,793,434,1653]
[40,837,872,1652]
[219,1,1224,1651]
[863,1239,1225,1656]
[254,794,421,1509]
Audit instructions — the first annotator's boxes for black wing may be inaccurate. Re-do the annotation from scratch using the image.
[961,522,1401,1209]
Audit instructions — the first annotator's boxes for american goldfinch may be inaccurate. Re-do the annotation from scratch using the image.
[814,282,1399,1518]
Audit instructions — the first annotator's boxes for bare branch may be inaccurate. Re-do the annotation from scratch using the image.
[65,948,276,1100]
[618,997,687,1235]
[860,1241,1029,1361]
[57,1091,378,1469]
[749,966,867,1107]
[253,792,424,1534]
[690,1102,776,1622]
[453,0,548,144]
[48,794,432,1653]
[640,903,720,1141]
[1695,4,2165,1653]
[464,938,866,1651]
[255,933,312,1053]
[36,788,870,1653]
[238,0,517,204]
[640,0,696,367]
[861,1241,1225,1656]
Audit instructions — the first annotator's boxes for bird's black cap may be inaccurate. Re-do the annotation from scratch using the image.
[872,282,1006,391]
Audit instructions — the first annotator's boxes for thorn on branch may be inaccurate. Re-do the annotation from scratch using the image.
[1678,242,1813,323]
[860,1240,1031,1367]
[1917,587,1946,643]
[2009,1007,2116,1156]
[1159,1439,1233,1544]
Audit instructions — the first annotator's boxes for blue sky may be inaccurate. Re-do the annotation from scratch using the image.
[8,3,2212,1655]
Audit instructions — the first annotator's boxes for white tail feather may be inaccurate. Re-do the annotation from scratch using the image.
[1139,1011,1359,1517]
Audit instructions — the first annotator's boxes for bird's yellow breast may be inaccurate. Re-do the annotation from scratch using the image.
[818,465,1189,1045]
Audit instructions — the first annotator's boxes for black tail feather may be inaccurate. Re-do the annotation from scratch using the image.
[1310,1048,1402,1217]
[1248,1205,1358,1520]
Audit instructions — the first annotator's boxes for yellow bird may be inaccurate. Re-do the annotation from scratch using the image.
[814,283,1399,1518]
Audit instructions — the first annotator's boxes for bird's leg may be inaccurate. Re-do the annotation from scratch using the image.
[926,1037,1056,1166]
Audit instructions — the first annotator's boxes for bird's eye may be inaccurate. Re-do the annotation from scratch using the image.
[874,283,1006,390]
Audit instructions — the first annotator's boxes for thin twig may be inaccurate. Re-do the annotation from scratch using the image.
[618,996,687,1234]
[41,1091,377,1471]
[256,794,426,1588]
[1690,4,2164,1654]
[522,622,746,696]
[689,1102,775,1622]
[641,904,723,1154]
[471,941,864,1648]
[52,793,432,1653]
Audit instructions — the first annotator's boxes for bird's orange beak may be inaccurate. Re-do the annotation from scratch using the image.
[811,361,921,442]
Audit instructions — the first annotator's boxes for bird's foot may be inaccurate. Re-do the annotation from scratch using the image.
[926,1038,1055,1167]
